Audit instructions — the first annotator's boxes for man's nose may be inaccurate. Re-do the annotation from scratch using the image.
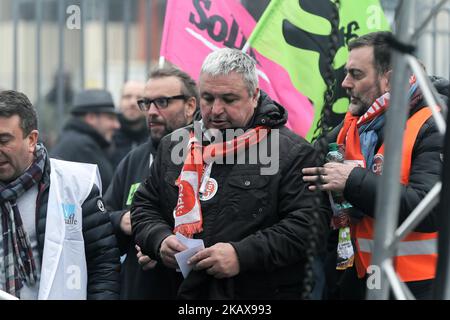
[131,100,140,110]
[147,102,160,117]
[341,73,353,90]
[113,118,121,129]
[211,99,224,116]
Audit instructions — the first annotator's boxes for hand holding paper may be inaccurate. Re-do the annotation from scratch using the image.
[174,233,205,278]
[187,242,240,279]
[159,234,188,269]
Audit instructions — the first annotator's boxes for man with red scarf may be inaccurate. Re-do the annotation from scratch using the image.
[303,31,446,299]
[131,48,330,299]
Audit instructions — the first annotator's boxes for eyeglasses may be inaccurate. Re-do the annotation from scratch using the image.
[137,95,187,111]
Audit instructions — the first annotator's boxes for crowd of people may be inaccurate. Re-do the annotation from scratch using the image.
[0,31,448,300]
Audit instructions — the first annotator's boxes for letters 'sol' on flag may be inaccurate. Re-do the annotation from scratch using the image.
[160,0,314,137]
[248,0,390,140]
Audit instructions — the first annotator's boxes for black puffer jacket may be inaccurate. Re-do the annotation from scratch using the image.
[36,154,121,299]
[131,92,331,299]
[51,118,114,189]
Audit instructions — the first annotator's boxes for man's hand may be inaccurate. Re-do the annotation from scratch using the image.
[120,211,132,235]
[302,162,358,192]
[135,245,157,270]
[159,235,187,269]
[188,243,240,279]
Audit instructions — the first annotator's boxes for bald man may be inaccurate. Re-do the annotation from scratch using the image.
[109,81,148,167]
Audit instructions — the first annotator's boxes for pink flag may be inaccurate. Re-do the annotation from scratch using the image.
[160,0,314,137]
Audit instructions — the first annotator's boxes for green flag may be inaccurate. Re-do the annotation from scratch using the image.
[248,0,390,140]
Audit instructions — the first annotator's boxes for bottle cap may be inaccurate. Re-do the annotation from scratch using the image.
[328,142,339,152]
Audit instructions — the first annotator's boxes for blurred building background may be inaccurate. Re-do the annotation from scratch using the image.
[0,0,448,134]
[0,0,165,106]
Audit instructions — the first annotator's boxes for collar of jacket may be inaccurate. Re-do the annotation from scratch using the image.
[35,144,51,258]
[64,117,110,149]
[116,114,148,141]
[245,90,287,130]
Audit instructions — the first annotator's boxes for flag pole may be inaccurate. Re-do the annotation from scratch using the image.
[158,0,171,69]
[246,0,280,46]
[243,0,281,55]
[159,56,165,68]
[241,42,250,54]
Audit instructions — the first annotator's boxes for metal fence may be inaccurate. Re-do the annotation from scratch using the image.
[415,0,450,78]
[366,0,450,300]
[0,0,165,140]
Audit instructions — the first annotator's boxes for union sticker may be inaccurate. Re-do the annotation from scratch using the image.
[372,154,384,175]
[199,178,218,201]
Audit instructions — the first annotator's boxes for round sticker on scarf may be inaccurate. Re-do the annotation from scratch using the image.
[200,178,218,201]
[372,154,384,176]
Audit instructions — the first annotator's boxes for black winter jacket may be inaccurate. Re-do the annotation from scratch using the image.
[51,118,114,189]
[131,92,331,299]
[109,115,149,168]
[104,140,177,299]
[105,140,155,254]
[36,153,120,299]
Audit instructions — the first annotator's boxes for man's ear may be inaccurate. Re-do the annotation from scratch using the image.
[83,113,97,126]
[27,130,39,153]
[252,88,260,107]
[184,97,197,119]
[384,70,392,92]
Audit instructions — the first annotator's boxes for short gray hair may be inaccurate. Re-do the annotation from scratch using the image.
[201,48,258,96]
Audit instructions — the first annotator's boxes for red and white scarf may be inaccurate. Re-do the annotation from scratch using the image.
[173,125,269,238]
[337,93,390,167]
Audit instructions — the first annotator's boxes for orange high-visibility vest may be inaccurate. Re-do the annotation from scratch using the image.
[339,107,438,282]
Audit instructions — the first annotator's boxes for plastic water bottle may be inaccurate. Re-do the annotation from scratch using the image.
[326,143,352,224]
[326,142,344,163]
[326,143,354,270]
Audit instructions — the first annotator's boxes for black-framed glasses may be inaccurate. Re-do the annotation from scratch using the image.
[137,95,187,111]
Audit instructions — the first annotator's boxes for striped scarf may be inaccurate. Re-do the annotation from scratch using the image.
[0,144,46,297]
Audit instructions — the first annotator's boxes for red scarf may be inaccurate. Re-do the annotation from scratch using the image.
[173,126,269,238]
[337,93,390,167]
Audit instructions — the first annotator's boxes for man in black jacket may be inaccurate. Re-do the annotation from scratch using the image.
[51,89,120,190]
[104,66,198,299]
[0,90,120,299]
[131,48,330,299]
[303,31,445,299]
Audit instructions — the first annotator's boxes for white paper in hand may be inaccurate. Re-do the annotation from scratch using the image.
[174,245,204,278]
[174,232,205,278]
[175,232,204,249]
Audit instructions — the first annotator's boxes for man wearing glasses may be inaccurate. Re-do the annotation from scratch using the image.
[104,66,198,299]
